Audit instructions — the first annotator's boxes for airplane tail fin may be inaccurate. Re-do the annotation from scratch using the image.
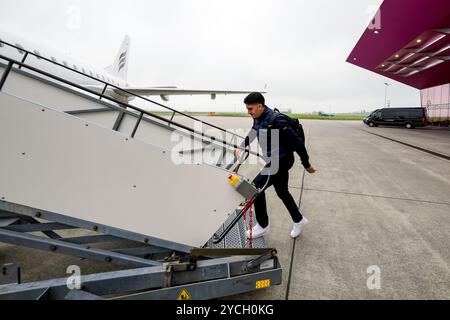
[105,35,130,81]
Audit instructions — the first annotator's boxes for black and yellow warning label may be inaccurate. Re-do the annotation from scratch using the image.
[177,288,191,300]
[255,279,271,289]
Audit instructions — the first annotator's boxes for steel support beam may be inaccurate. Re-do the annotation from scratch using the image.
[4,222,75,233]
[0,255,280,300]
[0,228,162,267]
[0,201,193,254]
[115,266,282,300]
[65,107,114,115]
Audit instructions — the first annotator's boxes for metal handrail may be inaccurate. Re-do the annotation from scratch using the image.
[0,39,247,143]
[0,41,271,246]
[0,48,261,160]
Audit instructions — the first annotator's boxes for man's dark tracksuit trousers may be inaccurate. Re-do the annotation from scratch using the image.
[252,153,303,228]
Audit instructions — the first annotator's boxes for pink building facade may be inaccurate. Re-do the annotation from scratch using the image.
[347,0,450,126]
[421,83,450,125]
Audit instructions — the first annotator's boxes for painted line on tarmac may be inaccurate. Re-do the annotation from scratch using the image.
[285,128,312,300]
[284,168,305,300]
[303,188,450,206]
[288,186,450,206]
[361,129,450,161]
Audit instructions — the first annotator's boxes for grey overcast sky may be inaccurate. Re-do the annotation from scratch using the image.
[0,0,420,113]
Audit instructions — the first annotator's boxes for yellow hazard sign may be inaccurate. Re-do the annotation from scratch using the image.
[256,279,271,289]
[177,289,191,300]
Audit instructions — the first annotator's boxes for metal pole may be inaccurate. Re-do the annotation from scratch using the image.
[168,111,176,127]
[447,84,450,126]
[131,112,144,138]
[0,61,14,91]
[99,84,108,101]
[18,52,28,70]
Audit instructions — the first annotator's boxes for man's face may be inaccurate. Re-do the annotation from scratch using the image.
[246,103,265,119]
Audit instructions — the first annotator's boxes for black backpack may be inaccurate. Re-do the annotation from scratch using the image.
[268,108,305,142]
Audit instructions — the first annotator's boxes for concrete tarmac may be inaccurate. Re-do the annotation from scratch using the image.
[225,118,450,300]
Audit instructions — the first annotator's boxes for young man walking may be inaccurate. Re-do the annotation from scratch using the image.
[236,92,316,239]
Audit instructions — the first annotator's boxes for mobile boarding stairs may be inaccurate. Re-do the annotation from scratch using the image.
[0,40,281,300]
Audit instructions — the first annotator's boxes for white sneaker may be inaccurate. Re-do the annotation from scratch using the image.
[246,223,271,239]
[245,224,261,239]
[290,217,308,238]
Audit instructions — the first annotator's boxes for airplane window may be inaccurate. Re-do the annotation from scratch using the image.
[73,65,78,71]
[63,61,68,67]
[51,57,58,63]
[96,73,100,78]
[89,70,93,76]
[82,68,86,73]
[33,50,41,59]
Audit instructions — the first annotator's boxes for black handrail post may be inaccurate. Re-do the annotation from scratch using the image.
[18,52,29,70]
[0,61,14,91]
[168,111,176,127]
[131,112,144,138]
[99,84,108,101]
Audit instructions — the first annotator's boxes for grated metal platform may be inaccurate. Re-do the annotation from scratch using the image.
[206,209,266,249]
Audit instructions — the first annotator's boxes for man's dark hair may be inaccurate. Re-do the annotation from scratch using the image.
[244,92,265,105]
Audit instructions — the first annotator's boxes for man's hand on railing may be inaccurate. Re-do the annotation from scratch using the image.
[234,149,242,160]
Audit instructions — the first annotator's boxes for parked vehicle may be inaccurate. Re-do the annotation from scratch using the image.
[363,107,427,129]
